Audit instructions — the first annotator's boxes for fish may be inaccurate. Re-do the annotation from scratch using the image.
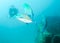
[16,3,33,23]
[16,14,32,23]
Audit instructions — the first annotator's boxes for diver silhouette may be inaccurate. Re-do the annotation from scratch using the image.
[9,5,18,17]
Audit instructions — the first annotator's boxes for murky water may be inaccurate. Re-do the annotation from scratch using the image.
[0,0,60,43]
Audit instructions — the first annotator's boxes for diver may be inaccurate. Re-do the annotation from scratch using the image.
[9,5,18,17]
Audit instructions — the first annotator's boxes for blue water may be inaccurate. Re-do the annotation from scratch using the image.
[0,0,60,43]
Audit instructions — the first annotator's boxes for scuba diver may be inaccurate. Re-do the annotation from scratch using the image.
[9,5,18,17]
